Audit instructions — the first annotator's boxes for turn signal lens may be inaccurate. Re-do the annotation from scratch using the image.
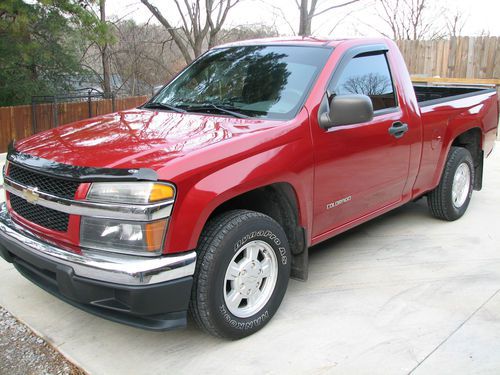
[145,220,168,251]
[149,183,175,202]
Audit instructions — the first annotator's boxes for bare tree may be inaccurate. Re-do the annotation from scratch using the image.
[99,0,112,97]
[80,17,281,97]
[375,0,445,40]
[295,0,361,36]
[218,24,279,44]
[140,0,241,65]
[109,20,178,95]
[342,73,390,95]
[446,9,466,38]
[72,0,115,95]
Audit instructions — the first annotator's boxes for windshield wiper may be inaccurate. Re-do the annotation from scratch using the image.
[143,102,186,113]
[185,103,249,119]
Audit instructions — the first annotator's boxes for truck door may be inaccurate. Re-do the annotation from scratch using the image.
[311,46,414,238]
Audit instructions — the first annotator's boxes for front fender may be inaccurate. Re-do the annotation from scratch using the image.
[163,142,314,254]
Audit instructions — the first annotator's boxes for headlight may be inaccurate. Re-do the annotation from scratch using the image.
[81,217,168,255]
[83,182,175,255]
[87,182,175,204]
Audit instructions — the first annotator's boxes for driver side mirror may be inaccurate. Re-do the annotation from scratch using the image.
[319,94,374,129]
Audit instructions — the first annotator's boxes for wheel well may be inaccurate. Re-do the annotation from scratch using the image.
[208,183,309,280]
[451,127,483,190]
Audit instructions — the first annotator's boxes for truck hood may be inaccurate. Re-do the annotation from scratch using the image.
[14,109,279,170]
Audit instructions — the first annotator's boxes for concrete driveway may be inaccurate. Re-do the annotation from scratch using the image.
[1,146,500,375]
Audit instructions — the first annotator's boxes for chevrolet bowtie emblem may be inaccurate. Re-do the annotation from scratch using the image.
[22,187,40,204]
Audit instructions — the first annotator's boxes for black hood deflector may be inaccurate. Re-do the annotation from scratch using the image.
[7,142,158,182]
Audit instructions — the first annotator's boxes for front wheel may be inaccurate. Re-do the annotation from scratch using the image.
[189,210,291,339]
[428,146,474,221]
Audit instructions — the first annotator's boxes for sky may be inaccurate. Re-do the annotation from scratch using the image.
[106,0,500,38]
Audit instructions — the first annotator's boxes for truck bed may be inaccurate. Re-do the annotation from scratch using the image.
[412,83,498,199]
[414,85,496,107]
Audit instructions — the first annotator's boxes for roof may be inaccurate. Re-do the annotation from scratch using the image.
[216,36,348,49]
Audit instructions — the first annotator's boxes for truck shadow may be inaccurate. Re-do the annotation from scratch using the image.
[181,199,433,340]
[308,198,430,257]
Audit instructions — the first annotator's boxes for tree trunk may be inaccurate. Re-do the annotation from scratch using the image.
[140,0,240,65]
[100,0,112,98]
[140,0,194,65]
[298,0,311,36]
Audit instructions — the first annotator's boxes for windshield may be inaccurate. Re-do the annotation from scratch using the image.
[150,45,332,120]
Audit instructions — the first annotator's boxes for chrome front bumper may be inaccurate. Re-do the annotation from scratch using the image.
[0,204,196,286]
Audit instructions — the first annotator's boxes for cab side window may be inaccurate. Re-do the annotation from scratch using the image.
[330,53,397,111]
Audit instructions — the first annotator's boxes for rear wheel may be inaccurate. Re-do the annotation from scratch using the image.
[428,146,474,221]
[189,210,291,339]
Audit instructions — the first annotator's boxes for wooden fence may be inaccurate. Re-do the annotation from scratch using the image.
[396,37,500,79]
[0,96,147,153]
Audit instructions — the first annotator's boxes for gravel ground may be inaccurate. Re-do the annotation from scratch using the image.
[0,306,85,375]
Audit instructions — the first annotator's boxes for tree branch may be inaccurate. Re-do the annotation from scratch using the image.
[311,0,360,18]
[140,0,193,63]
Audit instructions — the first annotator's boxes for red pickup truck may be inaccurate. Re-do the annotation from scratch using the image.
[0,37,498,339]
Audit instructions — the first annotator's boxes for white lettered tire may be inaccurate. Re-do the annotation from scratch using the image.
[189,210,291,339]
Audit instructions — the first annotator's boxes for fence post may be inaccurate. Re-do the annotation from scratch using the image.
[31,98,37,134]
[111,92,116,112]
[53,96,59,128]
[88,90,92,118]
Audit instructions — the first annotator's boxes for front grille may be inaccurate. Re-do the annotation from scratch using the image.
[8,164,80,199]
[9,195,70,232]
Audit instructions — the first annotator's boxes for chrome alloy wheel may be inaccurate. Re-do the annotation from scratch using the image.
[452,162,471,208]
[223,240,278,318]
